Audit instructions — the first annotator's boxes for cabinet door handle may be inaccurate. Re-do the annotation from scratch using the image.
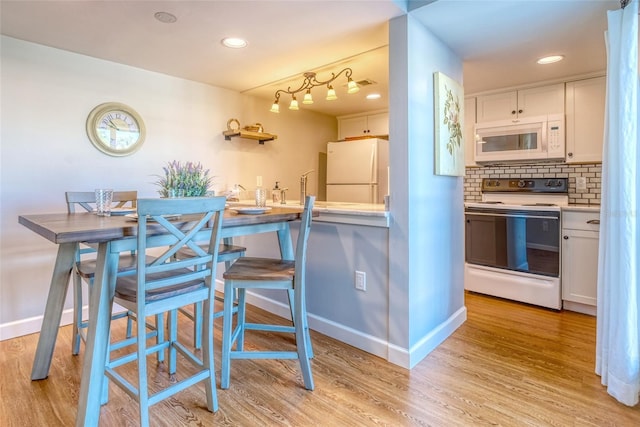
[518,109,523,114]
[586,219,600,225]
[511,110,516,115]
[568,152,574,158]
[563,235,569,240]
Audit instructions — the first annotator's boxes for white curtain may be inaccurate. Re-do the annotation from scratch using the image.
[595,0,640,406]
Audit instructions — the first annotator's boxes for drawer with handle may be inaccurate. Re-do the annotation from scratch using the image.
[562,210,600,231]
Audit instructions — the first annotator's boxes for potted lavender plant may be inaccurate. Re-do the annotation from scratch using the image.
[155,160,212,197]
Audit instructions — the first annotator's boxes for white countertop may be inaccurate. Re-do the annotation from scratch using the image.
[562,204,601,213]
[229,200,390,227]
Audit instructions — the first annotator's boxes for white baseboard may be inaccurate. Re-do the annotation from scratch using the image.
[563,300,596,316]
[388,305,467,369]
[244,290,468,370]
[2,279,467,371]
[0,307,78,341]
[0,304,126,341]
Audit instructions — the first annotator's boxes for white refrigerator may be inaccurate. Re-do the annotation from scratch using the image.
[326,138,389,203]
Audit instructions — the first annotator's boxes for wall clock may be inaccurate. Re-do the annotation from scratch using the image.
[86,102,146,156]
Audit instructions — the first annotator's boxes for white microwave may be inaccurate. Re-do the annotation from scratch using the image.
[473,114,565,163]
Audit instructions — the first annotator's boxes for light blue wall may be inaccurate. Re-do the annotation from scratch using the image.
[389,14,466,367]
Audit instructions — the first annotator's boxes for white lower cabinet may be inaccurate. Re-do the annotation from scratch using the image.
[561,210,600,315]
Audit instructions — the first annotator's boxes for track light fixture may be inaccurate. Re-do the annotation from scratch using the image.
[270,68,360,113]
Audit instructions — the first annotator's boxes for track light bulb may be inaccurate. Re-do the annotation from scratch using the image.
[326,85,337,101]
[303,90,314,105]
[347,79,360,94]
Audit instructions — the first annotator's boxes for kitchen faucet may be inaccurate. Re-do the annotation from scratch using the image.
[226,184,245,202]
[300,170,314,205]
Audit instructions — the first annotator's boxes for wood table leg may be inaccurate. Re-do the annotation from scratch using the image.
[31,242,75,380]
[276,224,294,260]
[76,242,117,427]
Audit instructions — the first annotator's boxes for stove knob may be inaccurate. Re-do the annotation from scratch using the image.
[517,180,525,188]
[495,181,500,186]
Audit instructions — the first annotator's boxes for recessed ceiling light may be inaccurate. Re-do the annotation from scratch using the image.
[366,93,382,100]
[154,11,177,24]
[222,37,248,49]
[537,55,564,65]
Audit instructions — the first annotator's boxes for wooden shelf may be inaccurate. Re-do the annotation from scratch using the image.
[223,130,277,144]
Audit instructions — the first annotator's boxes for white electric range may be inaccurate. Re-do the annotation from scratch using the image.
[464,178,568,309]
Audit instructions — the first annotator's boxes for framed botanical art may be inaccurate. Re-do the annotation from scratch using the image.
[434,72,465,176]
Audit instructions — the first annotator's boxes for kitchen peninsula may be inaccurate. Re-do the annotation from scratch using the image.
[228,200,391,359]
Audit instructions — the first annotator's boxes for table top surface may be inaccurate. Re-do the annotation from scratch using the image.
[19,206,306,244]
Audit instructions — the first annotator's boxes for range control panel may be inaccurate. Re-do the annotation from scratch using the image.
[482,178,568,193]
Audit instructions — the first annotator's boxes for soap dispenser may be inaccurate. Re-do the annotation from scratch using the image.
[272,181,281,203]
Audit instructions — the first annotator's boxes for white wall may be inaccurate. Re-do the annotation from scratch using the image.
[388,14,466,368]
[0,36,335,339]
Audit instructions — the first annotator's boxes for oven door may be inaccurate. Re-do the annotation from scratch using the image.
[465,207,560,277]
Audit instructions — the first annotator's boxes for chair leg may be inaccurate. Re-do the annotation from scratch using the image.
[202,297,218,412]
[156,313,165,363]
[236,288,247,352]
[294,289,314,391]
[286,288,313,359]
[137,309,150,427]
[193,301,203,350]
[168,310,178,375]
[72,272,83,355]
[221,282,235,389]
[126,311,134,338]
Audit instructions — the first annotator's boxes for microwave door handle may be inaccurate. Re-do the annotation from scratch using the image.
[466,212,559,221]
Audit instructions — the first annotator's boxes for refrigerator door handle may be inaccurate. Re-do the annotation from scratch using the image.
[369,144,376,183]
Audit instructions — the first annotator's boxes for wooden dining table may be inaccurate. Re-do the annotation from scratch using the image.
[18,206,306,427]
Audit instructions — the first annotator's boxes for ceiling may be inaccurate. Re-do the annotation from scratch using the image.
[0,1,623,117]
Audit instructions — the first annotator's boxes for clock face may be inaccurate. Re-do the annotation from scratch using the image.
[86,103,146,156]
[95,109,140,148]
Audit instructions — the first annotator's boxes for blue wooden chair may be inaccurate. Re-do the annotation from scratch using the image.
[220,195,315,391]
[104,196,226,426]
[176,240,245,349]
[65,191,155,356]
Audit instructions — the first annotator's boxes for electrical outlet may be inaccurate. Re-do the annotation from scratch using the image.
[576,176,587,190]
[355,270,366,291]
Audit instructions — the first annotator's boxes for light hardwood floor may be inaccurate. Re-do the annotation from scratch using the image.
[2,292,639,426]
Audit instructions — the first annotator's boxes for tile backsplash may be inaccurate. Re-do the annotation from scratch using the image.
[464,162,601,205]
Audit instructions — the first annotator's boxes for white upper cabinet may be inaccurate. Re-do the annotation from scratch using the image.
[464,97,477,167]
[338,111,388,140]
[476,83,565,123]
[565,76,606,164]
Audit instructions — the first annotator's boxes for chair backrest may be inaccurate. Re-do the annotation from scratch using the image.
[294,196,315,286]
[65,190,138,213]
[135,197,226,306]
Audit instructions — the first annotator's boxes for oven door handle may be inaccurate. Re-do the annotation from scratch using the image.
[466,212,559,220]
